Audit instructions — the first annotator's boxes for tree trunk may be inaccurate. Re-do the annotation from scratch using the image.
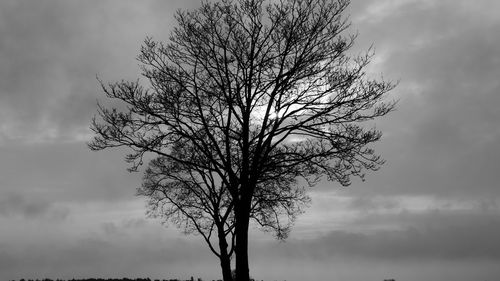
[235,203,251,281]
[218,228,233,281]
[220,252,233,281]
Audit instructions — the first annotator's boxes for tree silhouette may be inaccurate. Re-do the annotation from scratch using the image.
[138,143,236,280]
[89,0,395,280]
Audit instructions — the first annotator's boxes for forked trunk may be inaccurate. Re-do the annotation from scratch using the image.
[218,227,233,281]
[220,252,233,281]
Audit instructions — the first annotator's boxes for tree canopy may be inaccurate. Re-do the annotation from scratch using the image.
[89,0,395,280]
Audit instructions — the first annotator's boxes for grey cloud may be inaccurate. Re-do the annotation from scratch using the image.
[122,217,148,228]
[101,222,125,237]
[253,210,500,262]
[0,141,141,203]
[319,0,500,200]
[348,196,399,212]
[0,231,219,280]
[0,0,199,143]
[0,192,69,221]
[0,1,98,138]
[0,193,49,218]
[100,218,148,237]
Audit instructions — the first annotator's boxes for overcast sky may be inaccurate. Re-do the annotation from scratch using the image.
[1,0,499,281]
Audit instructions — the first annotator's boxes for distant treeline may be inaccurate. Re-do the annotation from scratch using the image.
[11,277,207,281]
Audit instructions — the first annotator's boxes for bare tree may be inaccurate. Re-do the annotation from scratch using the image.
[138,143,236,281]
[89,0,395,280]
[138,136,308,281]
